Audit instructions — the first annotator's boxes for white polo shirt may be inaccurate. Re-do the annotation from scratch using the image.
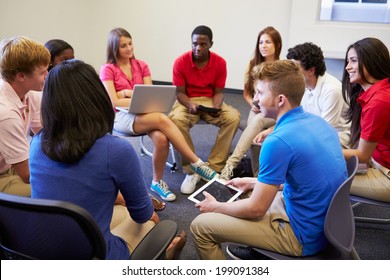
[301,72,350,133]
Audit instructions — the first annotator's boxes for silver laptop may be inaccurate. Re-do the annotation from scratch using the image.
[116,84,177,114]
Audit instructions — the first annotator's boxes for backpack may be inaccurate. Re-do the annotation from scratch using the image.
[232,157,253,178]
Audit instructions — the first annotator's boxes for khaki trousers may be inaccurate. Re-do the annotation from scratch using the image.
[0,168,31,196]
[169,97,241,172]
[351,160,390,202]
[110,205,155,253]
[190,192,302,260]
[226,110,275,176]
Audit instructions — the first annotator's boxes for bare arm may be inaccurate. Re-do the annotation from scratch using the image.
[253,125,275,144]
[343,138,377,163]
[212,88,224,109]
[101,75,153,108]
[243,88,253,107]
[204,88,225,118]
[143,76,153,85]
[102,80,130,108]
[226,177,258,193]
[12,159,29,183]
[176,85,199,114]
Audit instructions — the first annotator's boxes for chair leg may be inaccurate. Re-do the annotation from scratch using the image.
[139,137,153,157]
[354,216,390,224]
[168,143,178,172]
[352,202,390,224]
[351,247,361,260]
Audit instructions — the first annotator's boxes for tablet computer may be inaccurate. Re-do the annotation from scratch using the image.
[188,178,243,204]
[197,105,222,114]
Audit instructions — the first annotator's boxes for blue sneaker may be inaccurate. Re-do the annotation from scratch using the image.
[151,180,176,201]
[190,162,217,181]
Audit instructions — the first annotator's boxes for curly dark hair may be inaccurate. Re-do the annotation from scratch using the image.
[286,42,326,77]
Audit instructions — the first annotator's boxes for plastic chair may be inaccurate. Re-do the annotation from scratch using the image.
[350,196,390,224]
[0,193,177,260]
[227,155,360,260]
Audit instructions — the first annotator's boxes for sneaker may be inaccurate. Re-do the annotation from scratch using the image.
[180,173,201,194]
[190,162,217,181]
[219,164,234,181]
[151,180,176,201]
[226,244,271,260]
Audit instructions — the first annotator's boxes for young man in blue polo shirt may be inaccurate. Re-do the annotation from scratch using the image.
[190,60,347,260]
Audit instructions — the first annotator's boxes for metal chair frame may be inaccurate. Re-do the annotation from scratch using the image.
[351,196,390,224]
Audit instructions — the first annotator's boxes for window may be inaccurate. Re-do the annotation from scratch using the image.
[320,0,390,23]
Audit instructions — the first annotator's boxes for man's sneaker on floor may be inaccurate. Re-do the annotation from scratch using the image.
[219,164,234,181]
[151,180,176,201]
[226,244,272,260]
[190,162,217,181]
[180,173,201,194]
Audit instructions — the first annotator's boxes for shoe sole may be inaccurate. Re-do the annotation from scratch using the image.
[200,173,219,182]
[150,188,176,202]
[180,189,195,195]
[226,245,242,260]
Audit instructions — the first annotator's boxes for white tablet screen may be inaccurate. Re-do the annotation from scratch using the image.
[188,178,243,203]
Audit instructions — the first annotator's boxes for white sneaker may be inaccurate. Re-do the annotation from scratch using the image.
[219,164,234,181]
[180,173,201,194]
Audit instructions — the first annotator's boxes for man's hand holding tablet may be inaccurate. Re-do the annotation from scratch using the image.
[188,178,243,204]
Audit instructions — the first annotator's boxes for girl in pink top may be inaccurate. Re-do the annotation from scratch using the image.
[100,28,217,203]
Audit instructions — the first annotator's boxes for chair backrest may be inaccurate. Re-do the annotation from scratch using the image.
[130,219,178,260]
[0,193,106,260]
[324,155,359,259]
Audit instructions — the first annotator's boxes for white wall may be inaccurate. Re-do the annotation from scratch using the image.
[0,0,389,89]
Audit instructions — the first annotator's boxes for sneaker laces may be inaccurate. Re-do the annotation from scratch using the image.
[221,164,234,179]
[156,180,171,195]
[197,164,216,178]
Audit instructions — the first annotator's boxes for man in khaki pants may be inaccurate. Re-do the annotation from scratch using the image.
[190,60,347,260]
[0,36,50,196]
[169,25,240,195]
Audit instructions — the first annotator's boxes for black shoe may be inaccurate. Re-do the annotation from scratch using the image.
[226,244,271,260]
